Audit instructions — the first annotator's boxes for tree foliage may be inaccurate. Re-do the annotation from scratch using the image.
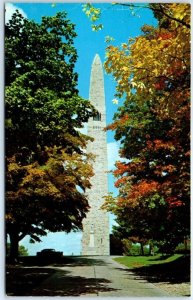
[82,3,103,31]
[103,3,190,250]
[5,11,96,261]
[6,243,29,257]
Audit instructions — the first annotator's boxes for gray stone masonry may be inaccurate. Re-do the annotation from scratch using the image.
[81,54,110,255]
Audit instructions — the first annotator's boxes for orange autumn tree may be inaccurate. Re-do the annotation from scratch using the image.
[103,3,190,252]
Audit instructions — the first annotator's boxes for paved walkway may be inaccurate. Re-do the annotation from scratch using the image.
[31,256,169,297]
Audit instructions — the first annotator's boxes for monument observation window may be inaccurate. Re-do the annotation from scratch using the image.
[93,112,101,121]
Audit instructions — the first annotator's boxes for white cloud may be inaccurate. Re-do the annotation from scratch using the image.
[5,3,27,24]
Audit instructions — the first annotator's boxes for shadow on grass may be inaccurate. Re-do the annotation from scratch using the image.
[127,255,190,284]
[148,255,173,261]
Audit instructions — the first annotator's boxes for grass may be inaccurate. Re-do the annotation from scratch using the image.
[114,254,182,269]
[114,254,190,284]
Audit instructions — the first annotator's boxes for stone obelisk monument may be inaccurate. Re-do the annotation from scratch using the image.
[81,54,110,255]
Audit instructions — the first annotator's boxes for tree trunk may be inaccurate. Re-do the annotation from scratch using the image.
[6,234,8,257]
[140,242,144,256]
[149,242,154,256]
[149,243,152,256]
[184,237,188,251]
[9,230,19,264]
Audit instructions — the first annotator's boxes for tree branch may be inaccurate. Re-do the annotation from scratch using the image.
[115,3,190,29]
[154,4,190,29]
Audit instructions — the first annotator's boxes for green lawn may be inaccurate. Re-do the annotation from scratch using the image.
[114,254,190,284]
[114,254,182,269]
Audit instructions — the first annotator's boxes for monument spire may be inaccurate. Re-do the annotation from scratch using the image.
[81,54,110,255]
[89,53,105,111]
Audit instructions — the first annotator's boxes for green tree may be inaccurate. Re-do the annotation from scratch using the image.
[5,11,96,262]
[6,244,29,257]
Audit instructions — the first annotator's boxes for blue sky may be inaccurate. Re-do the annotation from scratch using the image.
[6,2,157,255]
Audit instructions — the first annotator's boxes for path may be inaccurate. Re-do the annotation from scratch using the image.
[30,256,169,297]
